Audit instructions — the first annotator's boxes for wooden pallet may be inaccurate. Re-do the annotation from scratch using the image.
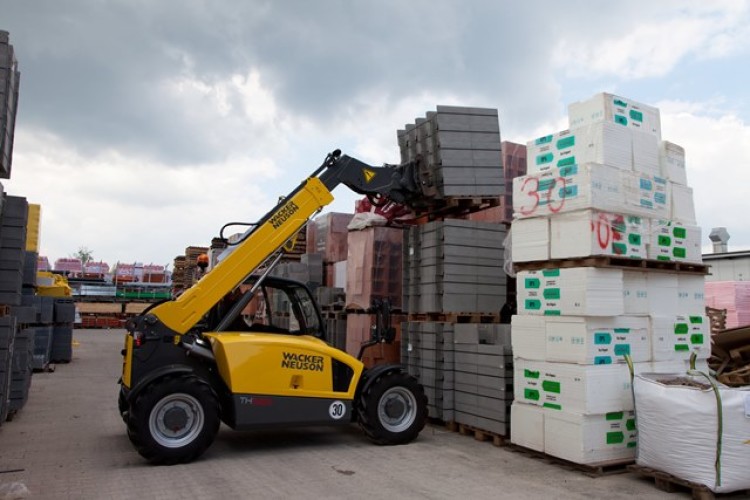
[431,418,508,447]
[513,256,708,275]
[627,465,750,500]
[413,196,501,220]
[505,443,632,478]
[408,312,500,324]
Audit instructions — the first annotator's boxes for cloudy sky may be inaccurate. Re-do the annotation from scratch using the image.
[2,0,749,267]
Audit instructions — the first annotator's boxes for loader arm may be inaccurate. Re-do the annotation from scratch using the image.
[144,150,422,335]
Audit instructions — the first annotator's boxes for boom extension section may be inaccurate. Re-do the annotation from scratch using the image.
[133,150,424,336]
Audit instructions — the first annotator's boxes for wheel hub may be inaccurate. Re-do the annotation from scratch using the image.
[377,386,417,433]
[163,406,189,432]
[384,397,406,419]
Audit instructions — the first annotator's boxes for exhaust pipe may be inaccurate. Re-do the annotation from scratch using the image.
[181,340,215,362]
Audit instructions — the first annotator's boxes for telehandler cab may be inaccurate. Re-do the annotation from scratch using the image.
[119,150,430,464]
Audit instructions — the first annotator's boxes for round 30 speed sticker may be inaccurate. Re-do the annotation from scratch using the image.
[329,400,346,420]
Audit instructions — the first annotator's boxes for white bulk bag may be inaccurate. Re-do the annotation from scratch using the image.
[633,372,750,493]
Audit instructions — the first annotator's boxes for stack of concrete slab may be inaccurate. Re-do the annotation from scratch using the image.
[452,324,512,435]
[8,320,33,415]
[345,226,403,310]
[0,315,14,423]
[510,93,708,466]
[404,219,506,314]
[0,196,27,305]
[51,299,75,362]
[0,31,20,179]
[398,106,504,200]
[401,321,454,421]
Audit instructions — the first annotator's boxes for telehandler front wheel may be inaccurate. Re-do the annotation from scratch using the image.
[357,370,427,445]
[126,374,220,465]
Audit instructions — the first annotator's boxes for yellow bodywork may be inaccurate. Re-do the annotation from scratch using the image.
[36,271,72,297]
[122,334,134,388]
[205,332,364,399]
[152,177,334,335]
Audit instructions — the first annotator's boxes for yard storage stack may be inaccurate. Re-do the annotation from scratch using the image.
[398,105,513,436]
[510,92,708,466]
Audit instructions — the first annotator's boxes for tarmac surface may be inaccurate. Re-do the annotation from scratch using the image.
[0,329,694,499]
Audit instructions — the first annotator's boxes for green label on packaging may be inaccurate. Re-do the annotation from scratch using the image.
[629,233,641,245]
[613,99,628,108]
[690,334,704,345]
[538,178,556,192]
[629,110,643,122]
[557,136,575,150]
[627,442,637,448]
[525,277,541,289]
[543,288,560,300]
[524,389,540,401]
[595,333,612,345]
[525,299,541,310]
[606,412,624,421]
[658,235,671,247]
[674,323,689,334]
[595,356,612,365]
[543,403,562,410]
[657,255,671,261]
[557,156,576,167]
[614,114,628,126]
[675,344,690,352]
[535,135,553,145]
[536,153,554,166]
[690,316,703,324]
[542,380,560,394]
[613,242,627,255]
[543,310,561,316]
[614,328,630,334]
[673,247,686,259]
[626,419,636,431]
[559,165,578,177]
[673,227,687,239]
[607,432,625,444]
[542,269,560,277]
[614,344,631,356]
[524,369,540,379]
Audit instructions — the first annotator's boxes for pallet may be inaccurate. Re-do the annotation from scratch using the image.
[408,312,500,324]
[513,256,709,275]
[627,465,750,499]
[431,418,508,447]
[505,443,632,478]
[413,196,500,220]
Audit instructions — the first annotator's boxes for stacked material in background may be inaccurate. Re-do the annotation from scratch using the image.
[398,105,513,438]
[0,31,20,179]
[510,92,708,466]
[403,219,506,314]
[171,246,208,292]
[308,212,352,285]
[398,106,504,200]
[705,281,750,329]
[345,226,403,310]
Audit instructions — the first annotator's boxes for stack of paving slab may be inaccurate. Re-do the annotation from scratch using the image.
[403,219,507,314]
[509,93,708,466]
[397,106,504,200]
[1,31,20,179]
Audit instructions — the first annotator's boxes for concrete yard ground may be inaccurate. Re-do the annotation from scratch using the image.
[0,329,694,499]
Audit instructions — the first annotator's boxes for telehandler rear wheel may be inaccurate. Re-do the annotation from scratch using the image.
[357,371,427,445]
[126,374,220,465]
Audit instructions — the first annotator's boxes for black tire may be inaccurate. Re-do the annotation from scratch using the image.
[126,374,220,465]
[357,370,427,445]
[118,386,129,423]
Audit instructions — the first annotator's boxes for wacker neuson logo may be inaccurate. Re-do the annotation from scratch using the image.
[281,352,324,372]
[269,201,299,229]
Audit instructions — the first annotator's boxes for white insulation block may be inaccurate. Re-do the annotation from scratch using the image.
[544,409,637,465]
[550,210,648,260]
[514,359,643,413]
[517,267,624,316]
[526,123,632,174]
[648,220,702,264]
[671,183,697,225]
[569,92,662,138]
[651,314,710,363]
[513,164,669,220]
[511,217,549,262]
[623,271,649,315]
[544,316,651,365]
[511,314,546,361]
[659,141,688,186]
[634,374,750,493]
